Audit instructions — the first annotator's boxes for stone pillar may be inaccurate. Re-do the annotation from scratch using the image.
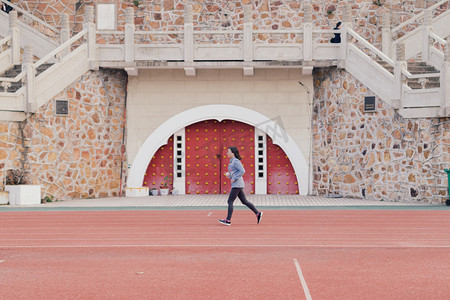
[125,7,135,64]
[441,39,450,116]
[22,46,35,113]
[184,5,195,76]
[393,43,406,109]
[60,13,70,57]
[382,12,392,58]
[422,10,433,64]
[303,2,313,62]
[339,3,352,65]
[243,5,253,75]
[83,6,97,68]
[9,11,20,65]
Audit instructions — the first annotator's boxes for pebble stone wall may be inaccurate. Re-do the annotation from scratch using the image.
[0,69,127,200]
[1,0,449,202]
[313,67,449,204]
[12,0,448,47]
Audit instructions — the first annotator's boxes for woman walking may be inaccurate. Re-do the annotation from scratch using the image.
[218,146,263,226]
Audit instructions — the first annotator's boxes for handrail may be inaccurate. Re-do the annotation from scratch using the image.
[402,70,440,79]
[429,32,447,46]
[0,70,25,82]
[0,0,58,33]
[347,28,395,67]
[35,28,87,69]
[392,0,449,34]
[136,30,184,35]
[0,36,11,46]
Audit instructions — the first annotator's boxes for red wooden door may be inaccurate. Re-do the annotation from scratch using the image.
[142,136,174,192]
[185,120,255,195]
[219,120,255,195]
[266,137,298,194]
[185,120,221,194]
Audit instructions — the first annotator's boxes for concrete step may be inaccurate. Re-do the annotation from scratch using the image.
[376,60,441,89]
[0,64,53,93]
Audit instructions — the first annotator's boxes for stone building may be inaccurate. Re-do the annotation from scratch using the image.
[0,0,448,203]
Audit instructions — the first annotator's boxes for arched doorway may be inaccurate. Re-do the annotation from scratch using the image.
[127,105,309,195]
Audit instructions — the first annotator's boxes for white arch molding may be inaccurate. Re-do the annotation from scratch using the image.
[127,105,310,195]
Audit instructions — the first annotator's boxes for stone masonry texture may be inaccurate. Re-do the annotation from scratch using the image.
[0,69,127,200]
[313,67,449,204]
[1,0,449,202]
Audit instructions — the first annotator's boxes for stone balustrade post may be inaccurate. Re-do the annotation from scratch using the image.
[422,10,433,64]
[441,39,450,116]
[60,13,70,57]
[243,6,253,63]
[339,3,352,66]
[9,11,20,65]
[382,12,392,58]
[393,43,407,110]
[303,2,313,62]
[83,6,97,68]
[184,5,194,65]
[22,46,35,113]
[125,7,135,64]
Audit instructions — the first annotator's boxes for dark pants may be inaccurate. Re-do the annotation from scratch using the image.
[227,188,259,220]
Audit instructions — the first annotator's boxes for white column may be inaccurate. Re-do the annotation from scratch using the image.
[60,13,70,57]
[83,6,97,69]
[339,3,352,67]
[22,46,35,113]
[303,3,312,61]
[254,129,267,195]
[173,128,186,194]
[125,7,135,64]
[9,11,20,65]
[422,10,432,64]
[393,43,407,110]
[184,5,195,76]
[243,5,253,75]
[382,12,392,58]
[441,40,450,116]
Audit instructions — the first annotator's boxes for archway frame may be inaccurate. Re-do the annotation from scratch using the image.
[127,105,310,195]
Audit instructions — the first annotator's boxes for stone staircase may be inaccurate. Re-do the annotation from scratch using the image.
[0,64,52,93]
[378,61,440,90]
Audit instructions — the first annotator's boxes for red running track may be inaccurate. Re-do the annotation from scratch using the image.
[0,210,449,299]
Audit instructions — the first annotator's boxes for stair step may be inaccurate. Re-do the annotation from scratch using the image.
[0,64,53,93]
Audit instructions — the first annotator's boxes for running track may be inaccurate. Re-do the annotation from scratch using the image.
[0,209,449,299]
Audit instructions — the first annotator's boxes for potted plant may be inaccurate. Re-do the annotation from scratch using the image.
[159,175,171,196]
[150,187,158,196]
[326,5,336,19]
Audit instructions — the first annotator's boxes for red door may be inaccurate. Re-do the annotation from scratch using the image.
[185,120,255,195]
[266,137,298,194]
[142,136,174,192]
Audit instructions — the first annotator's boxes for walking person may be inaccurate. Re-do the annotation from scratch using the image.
[218,146,263,226]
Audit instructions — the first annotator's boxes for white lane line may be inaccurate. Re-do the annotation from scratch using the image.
[293,259,312,300]
[1,244,450,248]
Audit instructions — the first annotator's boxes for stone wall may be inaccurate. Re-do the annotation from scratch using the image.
[0,69,127,200]
[312,67,449,204]
[12,1,448,47]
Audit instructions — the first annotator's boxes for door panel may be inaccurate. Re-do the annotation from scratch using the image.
[143,136,174,192]
[185,120,221,194]
[220,120,255,195]
[267,137,298,194]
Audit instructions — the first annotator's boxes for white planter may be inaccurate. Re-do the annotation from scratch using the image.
[160,188,169,196]
[0,191,8,204]
[125,187,149,197]
[150,189,158,196]
[5,185,41,205]
[172,189,179,195]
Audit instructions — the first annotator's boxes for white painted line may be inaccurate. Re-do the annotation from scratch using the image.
[1,244,450,248]
[0,260,4,263]
[207,212,212,217]
[294,259,312,300]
